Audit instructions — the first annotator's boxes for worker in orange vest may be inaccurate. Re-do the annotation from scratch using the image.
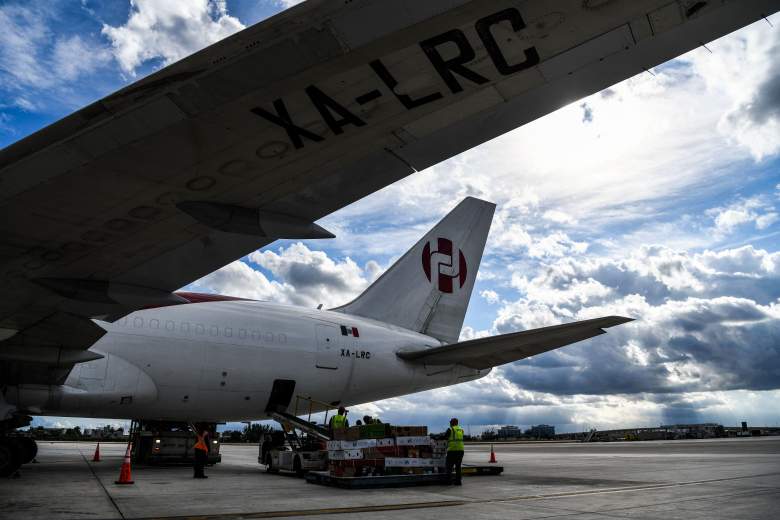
[191,423,209,479]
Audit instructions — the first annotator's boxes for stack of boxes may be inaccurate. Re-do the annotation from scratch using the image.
[327,425,445,477]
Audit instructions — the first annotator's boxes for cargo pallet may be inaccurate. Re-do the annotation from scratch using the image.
[305,464,503,489]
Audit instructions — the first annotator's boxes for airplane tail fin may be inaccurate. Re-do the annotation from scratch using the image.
[333,197,495,344]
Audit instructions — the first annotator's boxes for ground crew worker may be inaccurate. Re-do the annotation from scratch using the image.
[445,418,465,485]
[329,407,349,431]
[191,424,209,479]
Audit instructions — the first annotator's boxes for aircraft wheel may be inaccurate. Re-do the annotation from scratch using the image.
[293,455,304,477]
[16,438,37,465]
[265,453,278,474]
[0,439,21,477]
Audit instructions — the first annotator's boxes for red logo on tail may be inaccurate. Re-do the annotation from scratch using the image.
[422,238,467,293]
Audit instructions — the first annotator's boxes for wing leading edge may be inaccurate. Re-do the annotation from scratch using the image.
[396,316,633,369]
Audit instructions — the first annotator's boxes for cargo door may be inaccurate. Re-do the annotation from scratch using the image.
[315,323,340,370]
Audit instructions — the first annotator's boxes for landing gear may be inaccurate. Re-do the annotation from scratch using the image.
[0,415,37,477]
[0,438,21,477]
[16,437,37,465]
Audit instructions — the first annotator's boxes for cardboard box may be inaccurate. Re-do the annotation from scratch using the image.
[376,446,397,457]
[328,450,345,460]
[326,440,343,450]
[343,449,363,460]
[359,423,388,439]
[361,448,386,460]
[333,429,347,441]
[338,439,376,449]
[391,426,428,436]
[396,436,432,446]
[346,426,361,441]
[376,438,395,447]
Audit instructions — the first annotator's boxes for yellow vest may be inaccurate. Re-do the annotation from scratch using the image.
[331,414,347,429]
[448,425,464,451]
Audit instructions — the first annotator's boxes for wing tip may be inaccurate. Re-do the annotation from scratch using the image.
[604,315,635,327]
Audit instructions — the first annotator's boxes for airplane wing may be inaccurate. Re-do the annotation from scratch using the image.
[1,0,777,385]
[396,316,634,369]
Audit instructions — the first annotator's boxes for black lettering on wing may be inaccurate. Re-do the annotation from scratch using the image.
[420,29,489,94]
[305,85,366,135]
[476,8,540,76]
[251,99,324,149]
[369,59,443,110]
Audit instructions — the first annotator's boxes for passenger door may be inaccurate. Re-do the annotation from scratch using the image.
[315,323,340,369]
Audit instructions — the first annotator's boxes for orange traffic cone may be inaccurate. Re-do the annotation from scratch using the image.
[92,443,101,462]
[489,444,497,463]
[115,444,134,485]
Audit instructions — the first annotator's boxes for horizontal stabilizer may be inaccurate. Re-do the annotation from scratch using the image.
[396,316,633,369]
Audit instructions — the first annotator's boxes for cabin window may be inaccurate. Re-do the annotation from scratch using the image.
[133,317,144,328]
[251,330,261,341]
[238,329,247,339]
[195,324,205,335]
[279,333,287,344]
[265,332,274,343]
[209,325,219,337]
[224,327,233,338]
[181,322,190,334]
[165,320,175,332]
[149,319,160,329]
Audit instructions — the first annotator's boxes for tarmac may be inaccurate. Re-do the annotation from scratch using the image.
[1,437,778,520]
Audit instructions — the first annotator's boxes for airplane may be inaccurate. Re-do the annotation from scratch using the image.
[1,0,777,476]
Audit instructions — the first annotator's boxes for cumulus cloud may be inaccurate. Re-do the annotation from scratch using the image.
[102,0,244,75]
[480,289,499,304]
[275,0,307,8]
[491,245,780,397]
[707,196,779,236]
[189,259,290,301]
[191,243,383,309]
[688,20,780,160]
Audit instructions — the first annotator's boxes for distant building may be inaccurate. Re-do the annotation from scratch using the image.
[526,424,555,439]
[496,425,522,439]
[661,423,723,439]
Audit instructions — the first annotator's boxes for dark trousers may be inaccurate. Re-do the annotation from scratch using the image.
[194,449,207,478]
[445,450,464,484]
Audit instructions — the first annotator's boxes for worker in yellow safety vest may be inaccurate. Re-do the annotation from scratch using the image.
[191,424,210,479]
[445,417,465,485]
[329,406,349,431]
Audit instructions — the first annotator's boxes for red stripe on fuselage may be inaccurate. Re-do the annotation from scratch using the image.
[174,291,254,304]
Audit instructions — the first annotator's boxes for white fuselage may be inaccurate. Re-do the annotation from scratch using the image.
[8,301,488,422]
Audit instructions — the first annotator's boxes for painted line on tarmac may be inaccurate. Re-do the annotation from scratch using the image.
[478,471,780,505]
[140,500,467,519]
[139,471,780,520]
[79,448,126,520]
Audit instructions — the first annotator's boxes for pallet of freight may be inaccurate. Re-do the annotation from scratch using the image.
[384,457,443,467]
[306,471,448,488]
[306,465,504,489]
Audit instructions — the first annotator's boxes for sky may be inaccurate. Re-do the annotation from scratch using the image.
[2,1,779,435]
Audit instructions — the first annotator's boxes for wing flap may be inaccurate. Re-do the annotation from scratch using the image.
[0,312,106,385]
[397,316,633,369]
